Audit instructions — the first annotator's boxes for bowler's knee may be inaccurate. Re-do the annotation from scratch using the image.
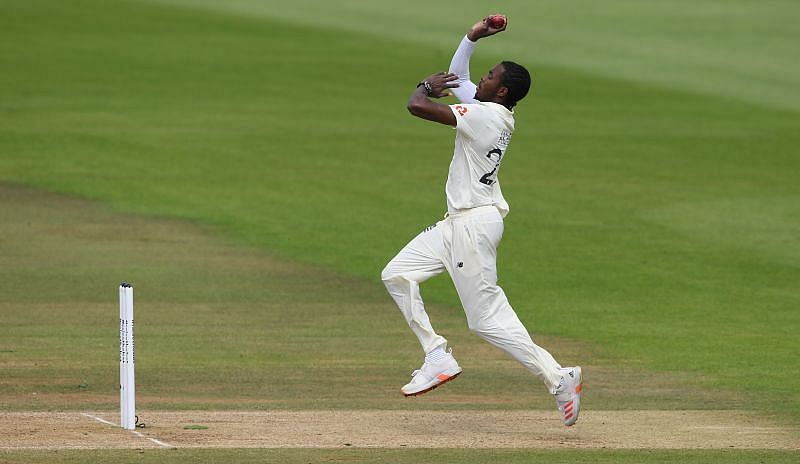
[467,315,488,334]
[464,302,497,335]
[381,262,399,287]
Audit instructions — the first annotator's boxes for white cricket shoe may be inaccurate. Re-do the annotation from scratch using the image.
[401,350,462,397]
[554,366,583,426]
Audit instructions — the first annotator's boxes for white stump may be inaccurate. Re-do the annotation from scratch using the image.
[119,282,136,430]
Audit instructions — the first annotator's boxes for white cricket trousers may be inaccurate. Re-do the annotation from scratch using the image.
[381,205,563,391]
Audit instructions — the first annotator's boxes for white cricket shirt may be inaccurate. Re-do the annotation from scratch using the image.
[447,101,514,217]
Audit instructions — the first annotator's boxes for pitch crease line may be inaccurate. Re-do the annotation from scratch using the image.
[82,413,173,448]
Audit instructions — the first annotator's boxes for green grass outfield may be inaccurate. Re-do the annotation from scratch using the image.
[1,0,799,462]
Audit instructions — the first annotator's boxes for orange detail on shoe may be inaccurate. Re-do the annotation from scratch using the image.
[403,371,461,397]
[576,383,583,394]
[436,374,451,381]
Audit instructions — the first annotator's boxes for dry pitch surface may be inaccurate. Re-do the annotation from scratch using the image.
[2,410,798,450]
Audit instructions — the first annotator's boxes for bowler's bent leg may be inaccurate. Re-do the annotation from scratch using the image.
[451,211,563,392]
[381,223,448,354]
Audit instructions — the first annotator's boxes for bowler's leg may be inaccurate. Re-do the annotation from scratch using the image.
[450,212,563,392]
[381,223,448,354]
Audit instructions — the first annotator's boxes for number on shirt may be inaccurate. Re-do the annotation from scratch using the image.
[479,148,503,185]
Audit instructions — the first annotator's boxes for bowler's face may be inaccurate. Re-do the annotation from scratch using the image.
[475,63,506,102]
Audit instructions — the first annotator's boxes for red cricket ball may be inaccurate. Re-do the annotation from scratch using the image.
[488,15,506,29]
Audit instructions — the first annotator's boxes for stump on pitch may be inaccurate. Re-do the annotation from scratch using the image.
[119,282,136,430]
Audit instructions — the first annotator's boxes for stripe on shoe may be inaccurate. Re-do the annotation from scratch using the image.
[403,371,461,397]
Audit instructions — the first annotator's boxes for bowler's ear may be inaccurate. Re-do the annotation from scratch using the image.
[497,86,509,99]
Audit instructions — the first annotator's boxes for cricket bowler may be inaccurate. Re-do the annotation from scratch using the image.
[381,15,583,426]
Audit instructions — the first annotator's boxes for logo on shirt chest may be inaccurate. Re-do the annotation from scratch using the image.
[455,105,468,116]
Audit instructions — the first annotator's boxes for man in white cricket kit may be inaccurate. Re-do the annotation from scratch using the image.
[381,16,583,426]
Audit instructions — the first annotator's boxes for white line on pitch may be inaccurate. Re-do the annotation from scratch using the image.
[81,412,117,427]
[131,429,173,448]
[82,413,174,448]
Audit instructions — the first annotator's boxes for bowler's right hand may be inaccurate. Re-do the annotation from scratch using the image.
[467,15,507,41]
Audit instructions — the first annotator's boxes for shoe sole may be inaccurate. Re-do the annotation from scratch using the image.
[564,367,583,427]
[402,371,461,397]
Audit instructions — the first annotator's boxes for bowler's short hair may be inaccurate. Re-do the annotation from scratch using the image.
[500,61,531,108]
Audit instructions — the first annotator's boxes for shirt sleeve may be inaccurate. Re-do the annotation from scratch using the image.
[448,36,479,104]
[449,103,485,140]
